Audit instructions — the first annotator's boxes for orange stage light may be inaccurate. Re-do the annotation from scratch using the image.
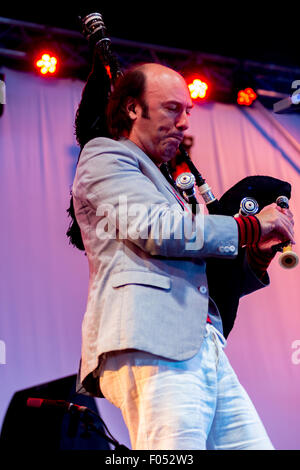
[237,87,257,106]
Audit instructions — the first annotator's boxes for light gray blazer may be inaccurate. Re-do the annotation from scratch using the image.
[72,137,265,396]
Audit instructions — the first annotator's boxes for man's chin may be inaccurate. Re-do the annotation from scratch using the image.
[150,143,180,165]
[162,143,180,160]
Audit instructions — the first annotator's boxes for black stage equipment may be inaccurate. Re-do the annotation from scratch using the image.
[0,374,110,450]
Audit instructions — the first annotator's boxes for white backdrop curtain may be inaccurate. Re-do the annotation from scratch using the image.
[0,67,299,450]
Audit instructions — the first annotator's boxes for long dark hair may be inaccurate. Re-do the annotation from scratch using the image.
[66,53,111,251]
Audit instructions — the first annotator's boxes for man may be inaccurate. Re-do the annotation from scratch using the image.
[72,63,294,449]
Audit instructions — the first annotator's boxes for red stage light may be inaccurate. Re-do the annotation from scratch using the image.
[36,53,58,75]
[188,78,209,100]
[237,87,257,106]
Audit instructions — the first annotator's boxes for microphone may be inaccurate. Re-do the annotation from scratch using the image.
[27,397,130,449]
[26,397,88,413]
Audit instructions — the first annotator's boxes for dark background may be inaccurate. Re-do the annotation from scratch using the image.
[0,2,298,68]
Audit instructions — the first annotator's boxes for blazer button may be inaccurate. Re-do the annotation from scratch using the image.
[198,285,207,294]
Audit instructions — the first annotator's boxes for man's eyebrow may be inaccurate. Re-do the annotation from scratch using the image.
[162,100,180,105]
[163,100,194,109]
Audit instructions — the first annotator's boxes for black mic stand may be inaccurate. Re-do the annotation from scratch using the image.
[69,406,130,451]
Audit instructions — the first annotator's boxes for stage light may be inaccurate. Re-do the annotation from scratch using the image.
[36,53,58,75]
[237,87,257,106]
[188,78,209,100]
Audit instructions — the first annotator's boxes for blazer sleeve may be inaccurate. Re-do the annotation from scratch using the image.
[73,138,239,259]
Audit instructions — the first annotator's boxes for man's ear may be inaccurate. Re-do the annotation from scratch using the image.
[126,98,138,120]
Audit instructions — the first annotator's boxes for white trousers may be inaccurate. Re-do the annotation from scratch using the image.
[99,324,274,450]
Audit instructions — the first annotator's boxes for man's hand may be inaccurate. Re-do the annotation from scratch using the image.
[255,203,295,254]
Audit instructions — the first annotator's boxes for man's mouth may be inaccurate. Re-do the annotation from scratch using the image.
[167,134,183,143]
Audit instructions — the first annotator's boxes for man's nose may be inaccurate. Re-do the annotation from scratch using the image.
[176,111,189,131]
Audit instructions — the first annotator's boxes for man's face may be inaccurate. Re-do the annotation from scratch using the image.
[128,66,193,165]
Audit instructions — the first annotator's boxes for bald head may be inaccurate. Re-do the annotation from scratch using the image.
[133,63,190,104]
[135,62,188,84]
